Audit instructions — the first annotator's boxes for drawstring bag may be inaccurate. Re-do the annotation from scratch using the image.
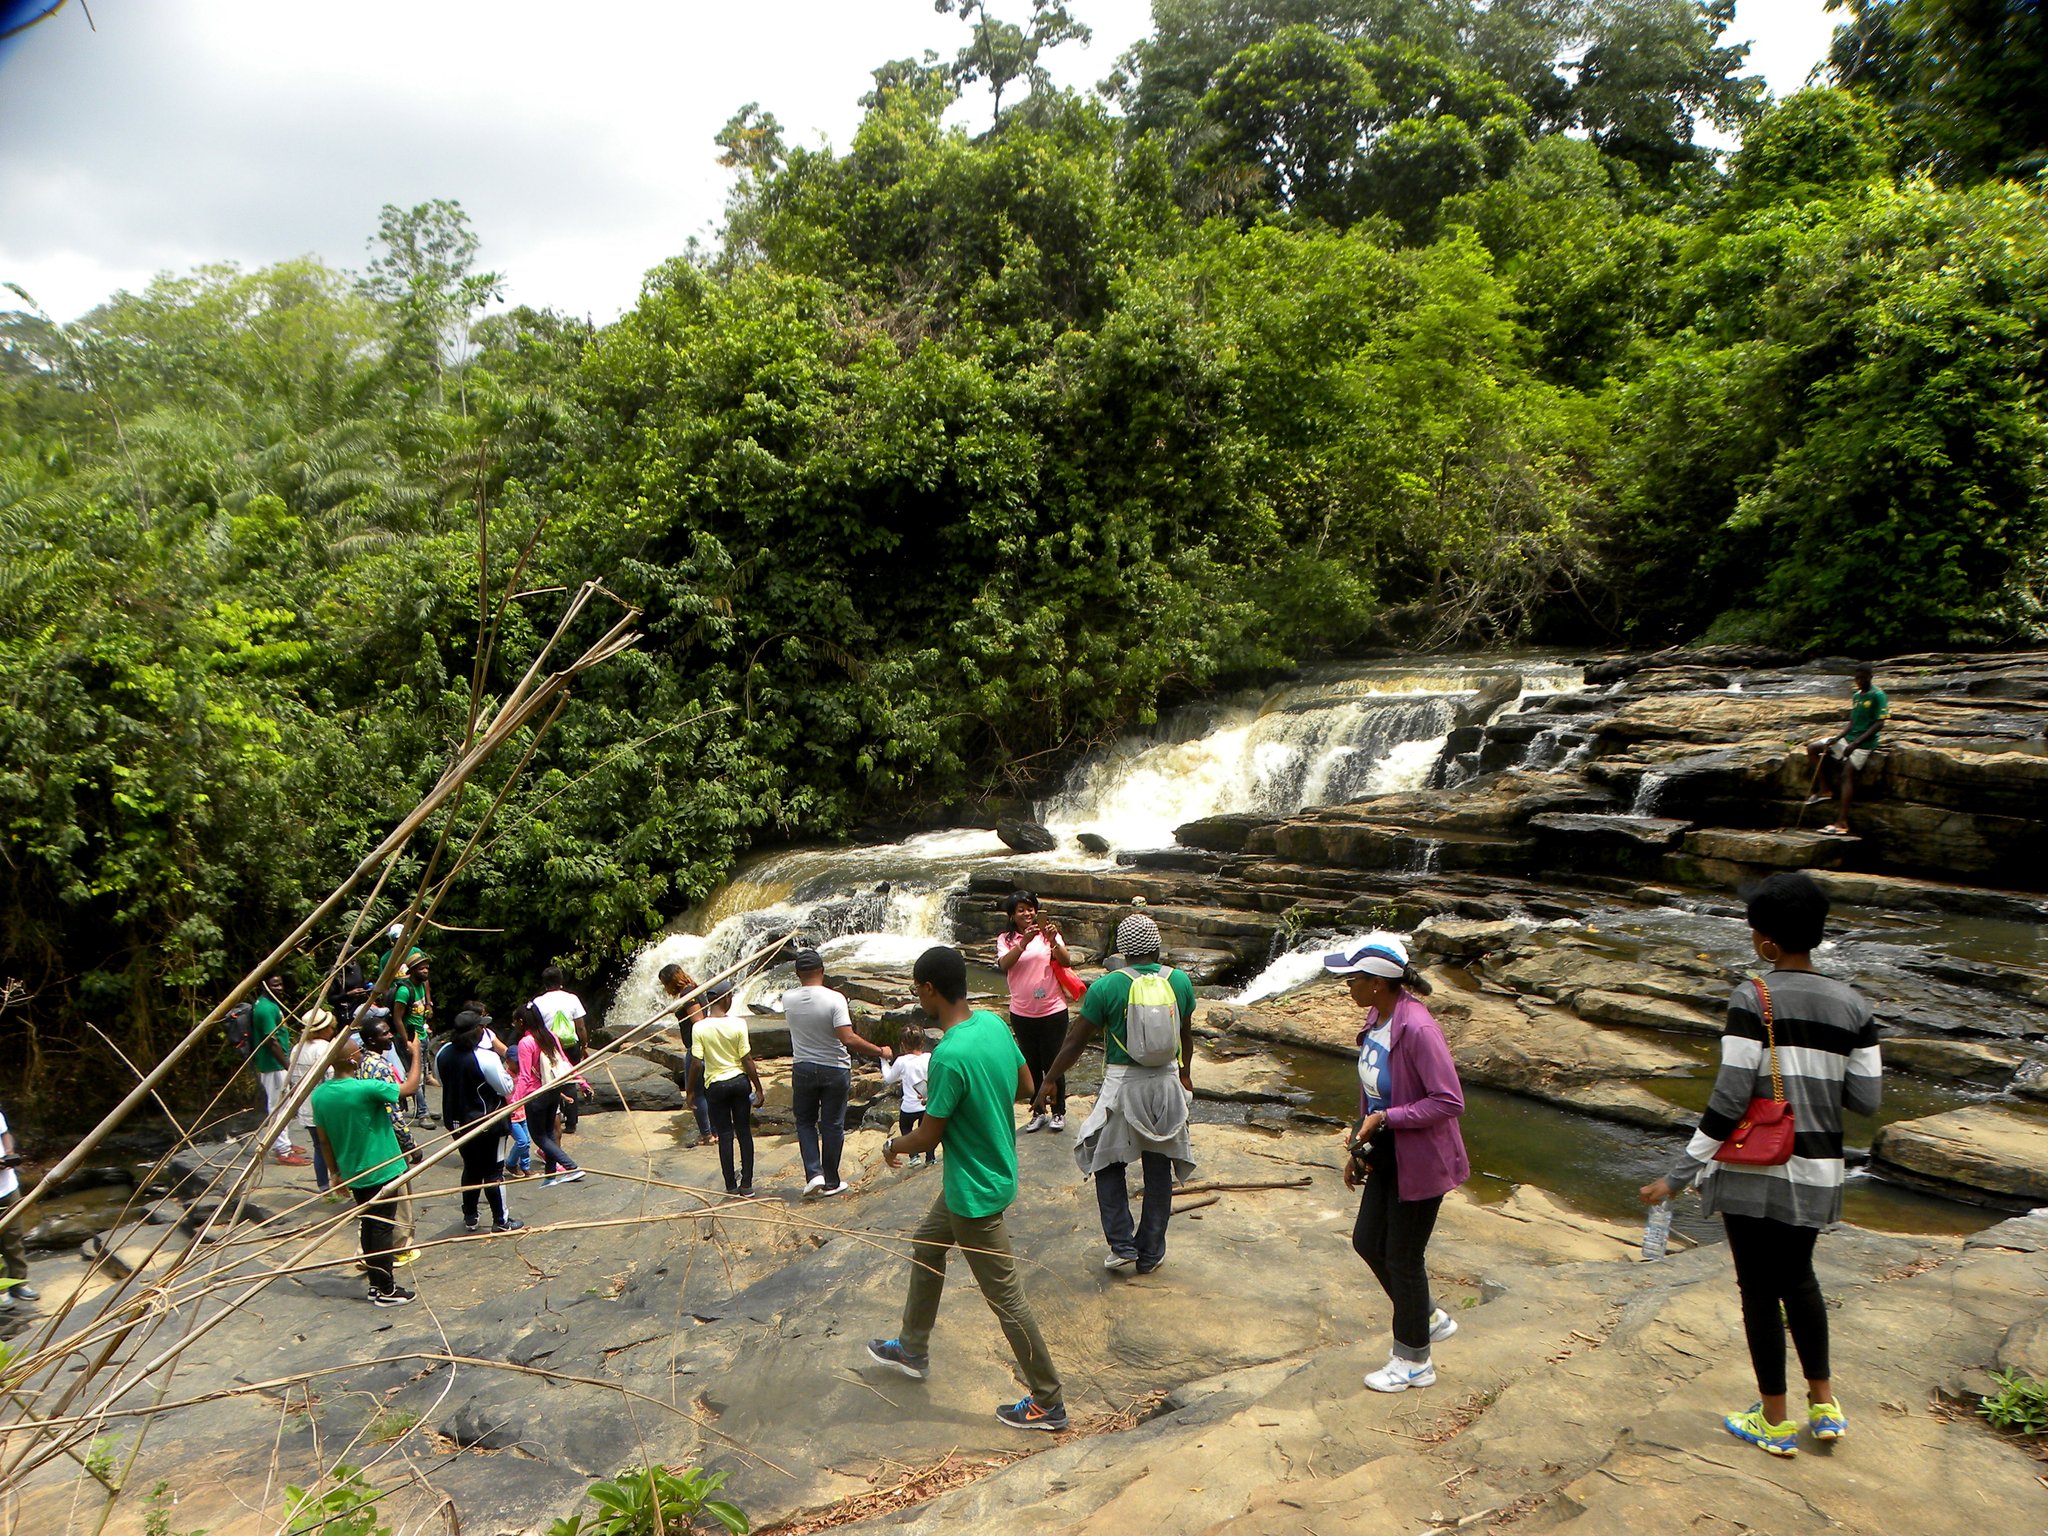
[1713,976,1797,1167]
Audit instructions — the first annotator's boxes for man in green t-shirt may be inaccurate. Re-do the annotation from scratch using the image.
[1035,910,1196,1276]
[392,954,436,1125]
[868,946,1067,1433]
[1806,666,1888,834]
[251,976,308,1167]
[312,1027,423,1306]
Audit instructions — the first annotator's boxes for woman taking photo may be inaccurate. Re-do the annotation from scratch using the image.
[1639,870,1880,1457]
[997,892,1072,1132]
[1326,933,1468,1393]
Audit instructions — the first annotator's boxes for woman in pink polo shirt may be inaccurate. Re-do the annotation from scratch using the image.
[997,891,1071,1132]
[1327,933,1469,1395]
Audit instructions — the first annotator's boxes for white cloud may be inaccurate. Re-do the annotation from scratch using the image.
[0,0,1839,324]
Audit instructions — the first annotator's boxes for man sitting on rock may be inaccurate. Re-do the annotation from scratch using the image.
[1036,911,1196,1276]
[868,945,1068,1432]
[1806,666,1887,835]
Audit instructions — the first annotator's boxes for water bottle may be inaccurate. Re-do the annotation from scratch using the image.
[1641,1199,1673,1261]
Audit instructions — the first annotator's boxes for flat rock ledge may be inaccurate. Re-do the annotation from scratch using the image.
[12,1112,2047,1535]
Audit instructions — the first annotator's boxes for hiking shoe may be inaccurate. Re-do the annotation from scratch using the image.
[493,1218,525,1233]
[1723,1405,1799,1457]
[1022,1113,1050,1134]
[1808,1401,1847,1441]
[463,1217,480,1234]
[1136,1255,1166,1276]
[1363,1356,1436,1393]
[1103,1250,1137,1273]
[1428,1308,1459,1344]
[1048,1114,1065,1131]
[802,1175,827,1200]
[996,1395,1068,1432]
[866,1339,930,1380]
[368,1285,416,1308]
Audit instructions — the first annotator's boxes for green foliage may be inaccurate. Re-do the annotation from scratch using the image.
[547,1465,749,1536]
[283,1466,392,1536]
[3,1,2047,1122]
[144,1480,207,1536]
[1977,1371,2048,1436]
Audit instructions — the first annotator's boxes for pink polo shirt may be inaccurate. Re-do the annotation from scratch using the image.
[998,930,1066,1019]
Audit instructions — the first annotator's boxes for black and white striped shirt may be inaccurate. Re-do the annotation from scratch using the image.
[1666,971,1883,1227]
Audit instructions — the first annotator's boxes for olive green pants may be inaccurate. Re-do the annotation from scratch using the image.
[898,1193,1063,1409]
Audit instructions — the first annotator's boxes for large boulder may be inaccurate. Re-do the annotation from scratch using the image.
[578,1055,685,1112]
[1873,1105,2048,1203]
[1452,671,1522,729]
[996,818,1057,854]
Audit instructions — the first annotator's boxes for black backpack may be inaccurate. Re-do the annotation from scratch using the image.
[224,1001,256,1055]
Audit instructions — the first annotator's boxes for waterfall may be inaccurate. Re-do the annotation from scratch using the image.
[1631,773,1670,816]
[1230,931,1379,1005]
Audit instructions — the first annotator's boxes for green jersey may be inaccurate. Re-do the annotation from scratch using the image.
[922,1010,1025,1219]
[251,995,291,1074]
[1079,964,1196,1067]
[1847,686,1888,746]
[310,1076,405,1190]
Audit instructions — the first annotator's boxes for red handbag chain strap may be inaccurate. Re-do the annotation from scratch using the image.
[1753,974,1786,1105]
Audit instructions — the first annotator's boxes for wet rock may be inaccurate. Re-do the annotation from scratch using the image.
[1882,1037,2024,1086]
[996,818,1057,854]
[1076,831,1111,855]
[23,1216,96,1252]
[580,1056,685,1113]
[1571,988,1723,1035]
[1452,671,1522,729]
[1529,812,1691,864]
[1411,915,1524,963]
[1873,1105,2048,1203]
[1681,827,1852,869]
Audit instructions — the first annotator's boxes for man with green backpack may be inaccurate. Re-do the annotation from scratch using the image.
[1032,909,1196,1276]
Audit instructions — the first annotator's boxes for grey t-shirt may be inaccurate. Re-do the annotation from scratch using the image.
[784,985,853,1070]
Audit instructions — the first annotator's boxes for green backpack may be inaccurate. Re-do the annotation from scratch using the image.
[1118,969,1180,1068]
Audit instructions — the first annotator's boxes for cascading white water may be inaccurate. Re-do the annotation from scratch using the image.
[1229,935,1378,1005]
[605,658,1590,1029]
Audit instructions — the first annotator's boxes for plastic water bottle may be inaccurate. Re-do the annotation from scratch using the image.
[1641,1200,1673,1261]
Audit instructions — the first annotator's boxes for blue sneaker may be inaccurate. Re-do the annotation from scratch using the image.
[1723,1405,1799,1457]
[1808,1401,1847,1441]
[866,1339,929,1380]
[995,1395,1068,1432]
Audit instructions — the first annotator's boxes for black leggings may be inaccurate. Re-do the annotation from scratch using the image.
[1351,1137,1442,1361]
[1723,1213,1829,1397]
[705,1076,754,1191]
[527,1088,577,1173]
[455,1121,506,1226]
[1010,1009,1068,1115]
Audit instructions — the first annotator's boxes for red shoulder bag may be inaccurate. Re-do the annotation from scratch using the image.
[1712,976,1797,1167]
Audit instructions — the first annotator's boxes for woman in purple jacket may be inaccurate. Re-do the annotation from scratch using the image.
[1327,934,1471,1393]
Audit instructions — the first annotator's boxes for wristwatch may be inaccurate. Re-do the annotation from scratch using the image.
[883,1137,895,1158]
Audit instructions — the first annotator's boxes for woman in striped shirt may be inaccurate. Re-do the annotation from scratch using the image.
[1640,870,1882,1458]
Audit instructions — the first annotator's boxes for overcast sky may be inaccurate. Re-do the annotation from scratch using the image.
[0,0,1841,324]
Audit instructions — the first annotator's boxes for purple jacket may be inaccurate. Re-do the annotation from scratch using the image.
[1359,993,1470,1203]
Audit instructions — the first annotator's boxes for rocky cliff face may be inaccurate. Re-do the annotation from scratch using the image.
[950,650,2048,1207]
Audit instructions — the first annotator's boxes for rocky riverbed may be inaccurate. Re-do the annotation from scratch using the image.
[6,1107,2046,1535]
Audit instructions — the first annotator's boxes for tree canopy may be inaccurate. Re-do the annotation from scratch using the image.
[3,2,2045,1115]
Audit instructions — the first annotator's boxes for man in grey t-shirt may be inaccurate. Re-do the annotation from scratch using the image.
[783,950,891,1198]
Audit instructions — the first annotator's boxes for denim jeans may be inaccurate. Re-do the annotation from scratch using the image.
[506,1117,532,1174]
[309,1131,330,1191]
[1094,1152,1175,1270]
[790,1061,851,1185]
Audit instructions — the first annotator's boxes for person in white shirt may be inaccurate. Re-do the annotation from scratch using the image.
[287,1008,339,1193]
[530,965,589,1133]
[881,1026,936,1167]
[783,949,892,1198]
[0,1101,35,1307]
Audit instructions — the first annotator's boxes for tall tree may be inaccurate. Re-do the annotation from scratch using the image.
[935,0,1092,125]
[361,199,504,408]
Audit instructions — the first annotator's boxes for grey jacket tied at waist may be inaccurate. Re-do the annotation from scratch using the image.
[1072,1063,1196,1183]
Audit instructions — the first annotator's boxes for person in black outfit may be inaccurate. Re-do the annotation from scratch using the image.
[437,1004,523,1234]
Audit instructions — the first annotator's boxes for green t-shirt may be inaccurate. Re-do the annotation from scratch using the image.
[251,995,291,1073]
[311,1076,406,1190]
[1080,965,1196,1067]
[922,1010,1025,1219]
[393,979,430,1040]
[1848,686,1888,745]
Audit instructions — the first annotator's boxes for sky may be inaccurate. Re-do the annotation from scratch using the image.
[0,0,1843,325]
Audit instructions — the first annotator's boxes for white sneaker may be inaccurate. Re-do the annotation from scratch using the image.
[1428,1308,1459,1344]
[1363,1356,1436,1393]
[1102,1251,1136,1272]
[822,1181,851,1197]
[1048,1114,1065,1131]
[802,1175,827,1200]
[1022,1114,1050,1134]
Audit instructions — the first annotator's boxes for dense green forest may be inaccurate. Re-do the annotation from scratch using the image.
[2,0,2044,1104]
